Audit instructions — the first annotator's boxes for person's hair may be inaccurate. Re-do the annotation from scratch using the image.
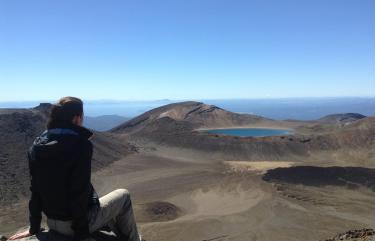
[47,96,84,129]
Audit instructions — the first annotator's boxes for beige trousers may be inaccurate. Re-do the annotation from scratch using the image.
[47,189,140,241]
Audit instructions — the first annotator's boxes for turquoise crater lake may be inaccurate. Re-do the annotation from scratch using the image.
[205,128,291,137]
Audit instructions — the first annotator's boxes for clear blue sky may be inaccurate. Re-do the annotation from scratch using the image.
[1,0,374,101]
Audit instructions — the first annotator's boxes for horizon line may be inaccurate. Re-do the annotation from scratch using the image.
[1,96,375,103]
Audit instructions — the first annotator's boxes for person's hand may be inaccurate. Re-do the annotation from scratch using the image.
[7,230,32,240]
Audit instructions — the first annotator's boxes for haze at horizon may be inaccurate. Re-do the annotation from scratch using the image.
[1,97,375,120]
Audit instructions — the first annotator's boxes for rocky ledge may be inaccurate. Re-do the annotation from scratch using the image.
[0,230,119,241]
[320,229,375,241]
[2,228,374,241]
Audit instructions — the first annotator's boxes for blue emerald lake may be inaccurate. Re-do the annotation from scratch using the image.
[205,128,291,137]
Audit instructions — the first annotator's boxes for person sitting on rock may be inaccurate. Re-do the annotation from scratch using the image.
[8,96,142,241]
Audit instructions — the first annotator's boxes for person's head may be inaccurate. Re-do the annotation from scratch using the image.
[47,96,84,129]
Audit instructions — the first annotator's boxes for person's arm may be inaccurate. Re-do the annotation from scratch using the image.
[28,149,42,235]
[69,140,93,240]
[29,191,42,234]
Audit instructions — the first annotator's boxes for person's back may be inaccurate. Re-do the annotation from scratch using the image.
[28,123,97,238]
[9,96,142,241]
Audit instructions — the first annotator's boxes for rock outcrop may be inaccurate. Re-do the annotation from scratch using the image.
[320,229,375,241]
[1,230,119,241]
[317,113,367,126]
[263,166,375,191]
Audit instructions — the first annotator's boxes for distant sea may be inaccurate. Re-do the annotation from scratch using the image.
[1,97,374,120]
[204,97,375,120]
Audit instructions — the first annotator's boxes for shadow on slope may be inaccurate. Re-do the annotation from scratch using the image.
[263,166,375,191]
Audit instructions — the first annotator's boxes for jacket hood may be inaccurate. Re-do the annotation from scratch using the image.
[47,123,93,139]
[33,123,93,147]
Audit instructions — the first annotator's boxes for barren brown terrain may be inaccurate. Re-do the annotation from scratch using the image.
[1,101,374,241]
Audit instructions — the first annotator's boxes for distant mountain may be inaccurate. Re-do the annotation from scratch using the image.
[110,101,375,162]
[110,101,270,134]
[0,103,135,205]
[317,113,366,125]
[84,115,129,131]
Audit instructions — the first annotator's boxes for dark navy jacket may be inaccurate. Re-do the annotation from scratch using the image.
[28,123,99,239]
